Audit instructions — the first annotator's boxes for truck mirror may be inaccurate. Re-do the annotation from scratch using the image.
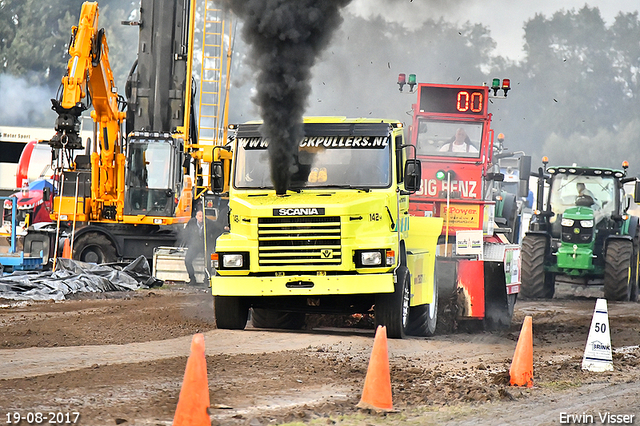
[634,181,640,204]
[519,155,532,181]
[42,187,51,202]
[518,179,529,198]
[211,161,224,193]
[404,159,421,192]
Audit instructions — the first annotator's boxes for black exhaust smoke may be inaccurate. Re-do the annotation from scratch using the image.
[223,0,352,195]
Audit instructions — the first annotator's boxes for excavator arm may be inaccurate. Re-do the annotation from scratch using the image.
[50,1,126,220]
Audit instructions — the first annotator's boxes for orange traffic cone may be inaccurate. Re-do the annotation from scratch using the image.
[61,238,71,259]
[509,315,533,387]
[357,325,393,411]
[172,334,211,426]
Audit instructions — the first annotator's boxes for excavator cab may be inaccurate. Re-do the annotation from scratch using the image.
[124,132,183,217]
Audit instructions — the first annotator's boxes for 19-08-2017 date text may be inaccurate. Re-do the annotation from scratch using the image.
[5,412,80,424]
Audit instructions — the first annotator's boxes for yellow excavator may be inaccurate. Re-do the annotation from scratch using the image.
[25,0,231,265]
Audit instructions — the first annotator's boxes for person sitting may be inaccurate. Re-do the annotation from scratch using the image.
[439,128,478,153]
[575,182,598,207]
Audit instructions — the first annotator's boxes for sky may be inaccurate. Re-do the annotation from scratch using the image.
[347,0,640,61]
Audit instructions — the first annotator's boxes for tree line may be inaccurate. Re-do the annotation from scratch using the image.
[2,2,640,173]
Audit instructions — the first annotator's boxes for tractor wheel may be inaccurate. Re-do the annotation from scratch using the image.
[375,265,410,339]
[520,235,555,299]
[251,308,306,330]
[72,232,118,264]
[604,240,633,302]
[406,269,438,337]
[631,227,640,302]
[214,296,249,330]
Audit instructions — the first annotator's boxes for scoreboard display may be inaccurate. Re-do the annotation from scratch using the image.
[418,85,488,116]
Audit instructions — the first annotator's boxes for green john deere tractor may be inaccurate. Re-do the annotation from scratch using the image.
[521,160,640,301]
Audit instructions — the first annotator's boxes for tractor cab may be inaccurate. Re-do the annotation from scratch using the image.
[546,170,618,239]
[522,161,639,301]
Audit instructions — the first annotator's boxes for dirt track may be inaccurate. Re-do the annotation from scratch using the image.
[1,284,639,426]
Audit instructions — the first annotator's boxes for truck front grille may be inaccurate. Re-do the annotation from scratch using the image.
[257,216,341,266]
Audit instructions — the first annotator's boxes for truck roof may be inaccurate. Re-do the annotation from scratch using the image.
[234,118,402,138]
[238,117,402,125]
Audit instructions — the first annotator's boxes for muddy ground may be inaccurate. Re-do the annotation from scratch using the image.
[0,283,639,426]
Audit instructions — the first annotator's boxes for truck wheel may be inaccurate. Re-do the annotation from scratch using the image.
[507,293,517,318]
[604,240,633,302]
[214,296,249,330]
[251,308,306,330]
[520,235,554,299]
[375,265,410,339]
[407,269,438,337]
[72,232,117,264]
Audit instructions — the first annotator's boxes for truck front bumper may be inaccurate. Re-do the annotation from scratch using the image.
[211,273,395,297]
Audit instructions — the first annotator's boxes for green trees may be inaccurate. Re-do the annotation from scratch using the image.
[0,0,137,126]
[2,2,640,174]
[501,7,640,172]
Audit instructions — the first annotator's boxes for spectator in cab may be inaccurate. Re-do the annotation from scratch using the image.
[439,128,478,153]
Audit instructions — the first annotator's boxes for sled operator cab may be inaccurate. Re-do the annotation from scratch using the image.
[399,77,521,330]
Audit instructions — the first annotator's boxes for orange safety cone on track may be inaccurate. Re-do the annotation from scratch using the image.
[509,315,533,387]
[61,238,71,259]
[357,325,393,412]
[172,333,211,426]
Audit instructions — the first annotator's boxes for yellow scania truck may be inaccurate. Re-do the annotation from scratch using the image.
[210,117,443,338]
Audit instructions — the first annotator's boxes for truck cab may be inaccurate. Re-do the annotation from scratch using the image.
[211,117,443,338]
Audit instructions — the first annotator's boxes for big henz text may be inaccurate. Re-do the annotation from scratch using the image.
[415,178,478,198]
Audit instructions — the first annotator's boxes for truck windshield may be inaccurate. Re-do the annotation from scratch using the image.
[549,174,615,216]
[415,119,483,158]
[233,135,391,190]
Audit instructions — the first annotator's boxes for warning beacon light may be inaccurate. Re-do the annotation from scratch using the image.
[491,78,500,96]
[502,78,511,96]
[398,73,406,92]
[408,74,417,91]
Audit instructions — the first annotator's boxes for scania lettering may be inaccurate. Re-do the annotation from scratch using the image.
[275,208,323,216]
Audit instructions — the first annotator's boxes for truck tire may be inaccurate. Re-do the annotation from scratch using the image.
[604,240,633,302]
[520,235,554,299]
[72,232,118,264]
[407,269,438,337]
[375,265,410,339]
[251,308,306,330]
[214,296,249,330]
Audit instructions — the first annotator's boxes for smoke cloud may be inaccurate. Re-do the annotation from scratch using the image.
[0,74,56,127]
[223,0,352,194]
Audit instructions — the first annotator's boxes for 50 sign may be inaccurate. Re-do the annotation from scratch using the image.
[594,322,607,333]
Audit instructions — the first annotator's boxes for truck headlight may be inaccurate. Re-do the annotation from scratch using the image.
[354,249,390,268]
[361,251,382,266]
[223,253,244,268]
[580,220,594,228]
[561,218,574,226]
